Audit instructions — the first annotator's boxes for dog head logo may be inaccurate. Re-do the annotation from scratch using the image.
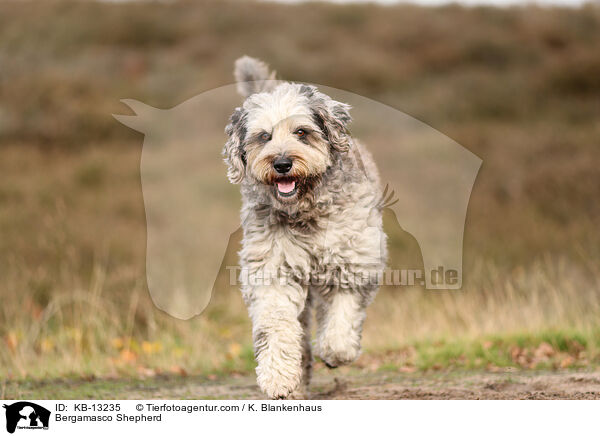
[114,60,481,319]
[3,402,50,434]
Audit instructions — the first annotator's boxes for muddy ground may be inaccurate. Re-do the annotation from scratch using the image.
[5,370,600,400]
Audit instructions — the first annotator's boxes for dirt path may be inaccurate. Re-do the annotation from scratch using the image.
[6,370,600,399]
[310,371,600,399]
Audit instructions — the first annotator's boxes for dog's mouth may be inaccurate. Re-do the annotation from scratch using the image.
[274,177,298,199]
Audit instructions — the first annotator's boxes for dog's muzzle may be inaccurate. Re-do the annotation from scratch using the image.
[273,156,293,174]
[273,156,297,198]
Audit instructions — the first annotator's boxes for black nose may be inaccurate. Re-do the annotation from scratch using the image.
[273,157,293,174]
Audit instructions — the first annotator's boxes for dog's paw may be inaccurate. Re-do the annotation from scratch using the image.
[257,367,302,400]
[316,335,361,368]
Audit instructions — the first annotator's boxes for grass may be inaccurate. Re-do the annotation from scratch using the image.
[0,0,599,391]
[410,330,596,371]
[3,329,599,399]
[2,374,230,400]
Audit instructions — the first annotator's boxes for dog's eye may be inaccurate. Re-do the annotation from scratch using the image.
[295,129,306,138]
[260,132,271,142]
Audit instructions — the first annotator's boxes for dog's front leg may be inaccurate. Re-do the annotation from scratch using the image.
[247,284,305,399]
[315,290,367,368]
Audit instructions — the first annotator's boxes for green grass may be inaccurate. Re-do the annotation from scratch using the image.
[4,329,599,399]
[367,329,600,372]
[2,374,218,400]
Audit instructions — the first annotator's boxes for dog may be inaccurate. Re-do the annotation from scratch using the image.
[223,56,387,399]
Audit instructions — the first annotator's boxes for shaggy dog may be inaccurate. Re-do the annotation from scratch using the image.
[223,56,387,399]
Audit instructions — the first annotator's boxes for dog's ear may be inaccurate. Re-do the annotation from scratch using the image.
[234,56,277,98]
[223,107,247,184]
[312,98,352,153]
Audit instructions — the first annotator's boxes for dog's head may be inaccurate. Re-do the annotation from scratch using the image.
[223,56,352,206]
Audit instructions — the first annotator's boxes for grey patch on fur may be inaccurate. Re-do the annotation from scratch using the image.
[253,330,268,359]
[311,102,352,151]
[298,84,353,152]
[223,107,248,183]
[298,84,317,99]
[234,56,277,98]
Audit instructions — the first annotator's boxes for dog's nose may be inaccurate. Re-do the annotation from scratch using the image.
[273,157,293,174]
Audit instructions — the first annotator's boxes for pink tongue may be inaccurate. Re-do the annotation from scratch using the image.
[276,180,296,193]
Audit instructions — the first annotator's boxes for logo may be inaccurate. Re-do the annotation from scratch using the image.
[2,402,50,434]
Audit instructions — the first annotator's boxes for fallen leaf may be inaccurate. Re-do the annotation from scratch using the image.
[4,332,18,352]
[534,342,555,358]
[136,366,156,377]
[141,341,162,355]
[560,356,575,368]
[169,365,188,376]
[227,342,242,359]
[510,346,522,361]
[111,337,124,349]
[119,349,137,363]
[40,338,54,353]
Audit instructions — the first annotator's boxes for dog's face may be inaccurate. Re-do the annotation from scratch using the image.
[244,86,334,204]
[224,83,352,207]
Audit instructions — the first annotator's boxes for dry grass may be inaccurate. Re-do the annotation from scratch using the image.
[0,0,599,381]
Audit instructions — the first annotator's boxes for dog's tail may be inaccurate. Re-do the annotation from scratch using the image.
[234,56,277,98]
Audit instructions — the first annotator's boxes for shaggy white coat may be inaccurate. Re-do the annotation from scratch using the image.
[223,56,387,399]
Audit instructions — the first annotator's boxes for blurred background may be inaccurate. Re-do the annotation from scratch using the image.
[1,0,599,391]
